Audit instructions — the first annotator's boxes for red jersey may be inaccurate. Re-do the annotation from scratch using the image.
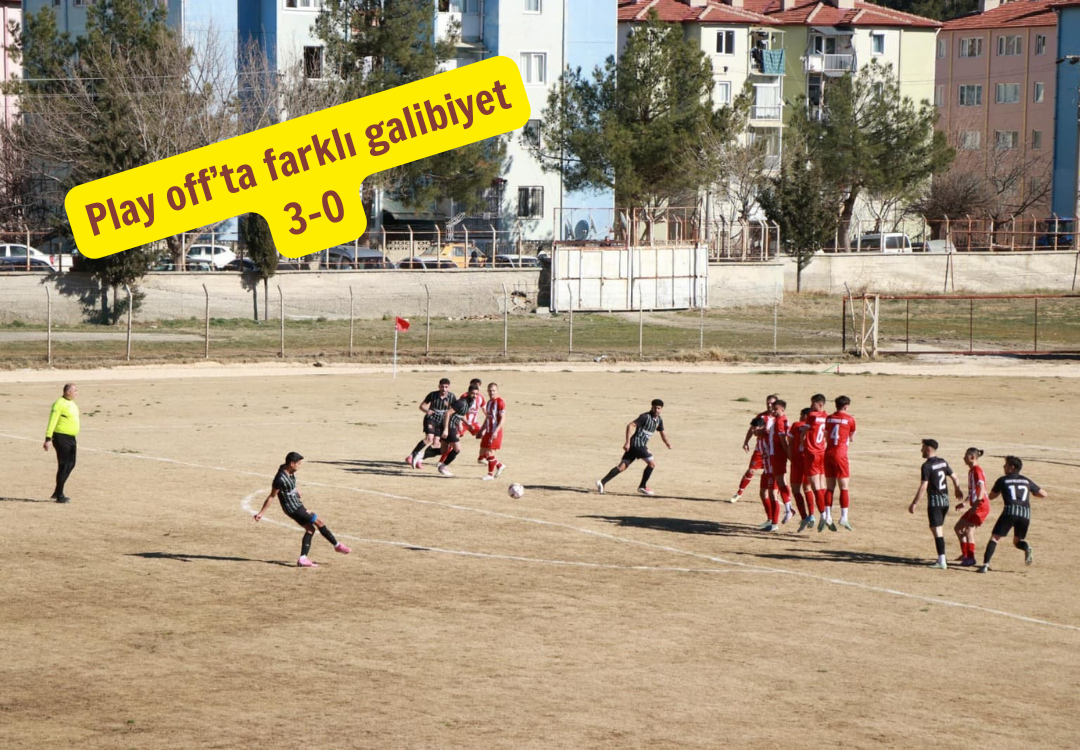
[462,391,486,427]
[825,412,856,455]
[968,465,987,506]
[788,420,805,458]
[753,411,774,454]
[483,397,505,435]
[804,410,828,455]
[766,413,789,464]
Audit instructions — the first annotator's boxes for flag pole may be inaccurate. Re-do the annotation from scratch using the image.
[393,328,398,380]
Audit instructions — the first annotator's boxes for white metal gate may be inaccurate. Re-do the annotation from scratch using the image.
[550,245,708,312]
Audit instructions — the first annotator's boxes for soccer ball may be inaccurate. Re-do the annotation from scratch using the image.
[507,483,525,499]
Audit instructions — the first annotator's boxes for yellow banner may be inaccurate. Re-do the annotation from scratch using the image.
[65,56,530,258]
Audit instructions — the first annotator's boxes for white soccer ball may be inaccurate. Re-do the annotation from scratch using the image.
[507,483,525,499]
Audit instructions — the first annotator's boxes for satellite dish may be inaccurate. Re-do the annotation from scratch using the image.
[574,220,590,241]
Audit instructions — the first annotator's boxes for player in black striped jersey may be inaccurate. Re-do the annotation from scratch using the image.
[406,377,454,470]
[909,439,963,569]
[437,385,480,477]
[595,399,672,497]
[253,452,351,567]
[979,456,1048,573]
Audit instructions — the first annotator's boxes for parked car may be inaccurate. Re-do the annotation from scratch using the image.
[912,239,957,254]
[0,243,58,271]
[223,258,258,272]
[1035,218,1075,249]
[0,255,53,272]
[186,244,236,269]
[151,258,213,271]
[319,246,396,269]
[398,256,458,270]
[494,254,542,268]
[855,233,913,253]
[419,242,474,268]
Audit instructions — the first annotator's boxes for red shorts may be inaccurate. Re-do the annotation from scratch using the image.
[747,450,764,472]
[459,420,482,437]
[789,458,804,486]
[759,473,776,491]
[961,504,990,526]
[825,452,849,479]
[803,451,824,477]
[771,460,787,482]
[480,431,503,451]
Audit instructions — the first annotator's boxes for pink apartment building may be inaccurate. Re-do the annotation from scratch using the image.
[935,0,1056,213]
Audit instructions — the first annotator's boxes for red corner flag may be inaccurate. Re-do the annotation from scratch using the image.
[395,317,411,332]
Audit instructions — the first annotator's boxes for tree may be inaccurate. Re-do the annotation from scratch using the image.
[239,213,278,321]
[534,13,736,208]
[758,148,841,292]
[313,0,505,214]
[791,61,953,248]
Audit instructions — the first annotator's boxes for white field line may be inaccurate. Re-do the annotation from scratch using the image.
[3,430,1077,633]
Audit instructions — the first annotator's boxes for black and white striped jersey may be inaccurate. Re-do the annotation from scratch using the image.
[630,412,664,449]
[992,474,1042,519]
[272,466,303,515]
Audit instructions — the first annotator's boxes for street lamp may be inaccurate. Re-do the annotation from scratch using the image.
[1056,55,1080,251]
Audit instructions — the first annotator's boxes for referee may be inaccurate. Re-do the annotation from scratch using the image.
[43,383,80,504]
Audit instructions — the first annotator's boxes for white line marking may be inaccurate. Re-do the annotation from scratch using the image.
[3,430,1077,633]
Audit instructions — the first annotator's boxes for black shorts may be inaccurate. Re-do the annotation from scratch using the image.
[620,446,654,466]
[927,497,949,528]
[286,506,317,528]
[443,426,461,444]
[423,414,443,435]
[991,514,1030,539]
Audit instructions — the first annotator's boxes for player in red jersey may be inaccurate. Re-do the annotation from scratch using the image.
[789,407,815,531]
[953,447,989,566]
[728,394,777,503]
[479,382,507,480]
[759,399,795,530]
[800,393,834,532]
[824,395,857,530]
[459,377,487,442]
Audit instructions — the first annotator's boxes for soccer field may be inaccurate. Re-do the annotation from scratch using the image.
[2,363,1078,749]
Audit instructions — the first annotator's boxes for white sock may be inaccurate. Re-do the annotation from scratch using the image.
[840,509,848,522]
[938,554,947,566]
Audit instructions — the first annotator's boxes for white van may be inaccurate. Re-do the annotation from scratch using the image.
[187,244,236,269]
[855,233,913,253]
[0,243,58,270]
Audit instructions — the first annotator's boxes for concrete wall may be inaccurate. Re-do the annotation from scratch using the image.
[708,262,786,307]
[0,269,543,325]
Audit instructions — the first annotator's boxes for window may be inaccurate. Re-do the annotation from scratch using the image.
[958,85,982,106]
[53,0,61,6]
[1032,130,1043,149]
[935,85,944,107]
[440,0,477,10]
[714,81,731,105]
[716,30,736,55]
[871,33,885,55]
[960,131,980,150]
[937,39,945,58]
[303,46,323,79]
[520,53,546,84]
[523,119,541,147]
[812,35,837,55]
[517,187,543,218]
[1034,81,1045,103]
[995,82,1020,104]
[959,37,982,58]
[73,0,93,6]
[286,0,322,7]
[524,0,541,12]
[994,130,1019,149]
[1035,34,1046,55]
[997,35,1022,56]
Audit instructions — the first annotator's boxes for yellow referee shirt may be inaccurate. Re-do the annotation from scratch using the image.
[46,397,80,438]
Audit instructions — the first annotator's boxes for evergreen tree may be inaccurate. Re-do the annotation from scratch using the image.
[239,213,278,321]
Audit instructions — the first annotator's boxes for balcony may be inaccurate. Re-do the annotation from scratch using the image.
[804,53,855,75]
[749,47,786,76]
[750,105,782,122]
[436,9,483,45]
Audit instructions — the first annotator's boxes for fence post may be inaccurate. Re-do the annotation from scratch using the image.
[567,284,574,355]
[502,283,508,357]
[349,286,355,357]
[278,285,284,358]
[124,284,133,361]
[699,303,705,351]
[1034,297,1039,353]
[424,284,431,356]
[841,296,847,353]
[969,298,974,353]
[45,286,52,364]
[638,281,644,358]
[202,283,210,359]
[773,284,778,354]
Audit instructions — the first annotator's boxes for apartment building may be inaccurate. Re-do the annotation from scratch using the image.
[936,0,1057,215]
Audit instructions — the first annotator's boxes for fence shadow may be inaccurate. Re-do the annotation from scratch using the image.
[128,551,293,567]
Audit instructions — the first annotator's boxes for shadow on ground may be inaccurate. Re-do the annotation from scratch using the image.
[582,515,765,539]
[128,552,294,567]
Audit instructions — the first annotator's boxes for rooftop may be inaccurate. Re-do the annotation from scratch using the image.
[618,0,940,28]
[943,0,1057,30]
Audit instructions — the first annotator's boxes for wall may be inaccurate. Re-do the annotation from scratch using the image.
[708,262,786,307]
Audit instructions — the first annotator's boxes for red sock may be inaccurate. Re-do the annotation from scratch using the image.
[440,445,452,462]
[793,491,807,519]
[779,484,792,504]
[965,543,975,558]
[815,489,827,513]
[771,497,782,524]
[760,494,771,516]
[738,472,753,493]
[840,489,850,509]
[825,490,834,508]
[487,457,498,474]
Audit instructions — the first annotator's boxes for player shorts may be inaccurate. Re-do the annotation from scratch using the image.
[759,473,776,491]
[459,420,483,437]
[286,507,317,528]
[423,414,443,435]
[991,513,1030,539]
[960,504,990,527]
[620,446,654,466]
[770,461,787,483]
[927,494,949,528]
[824,452,849,479]
[789,458,804,486]
[443,423,462,444]
[803,451,825,477]
[747,450,764,472]
[480,431,503,451]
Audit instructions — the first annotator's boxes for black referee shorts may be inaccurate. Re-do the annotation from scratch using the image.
[991,513,1030,540]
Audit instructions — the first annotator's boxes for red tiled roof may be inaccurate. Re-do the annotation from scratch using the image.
[618,0,776,25]
[943,0,1057,29]
[618,0,940,28]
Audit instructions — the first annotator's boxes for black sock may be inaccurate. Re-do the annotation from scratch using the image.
[301,531,314,557]
[412,440,427,456]
[318,526,338,546]
[984,539,997,565]
[423,446,442,459]
[1016,540,1030,553]
[640,466,654,488]
[601,467,621,486]
[443,450,459,466]
[934,536,946,557]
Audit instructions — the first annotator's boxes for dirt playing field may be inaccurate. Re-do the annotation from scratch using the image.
[1,360,1078,749]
